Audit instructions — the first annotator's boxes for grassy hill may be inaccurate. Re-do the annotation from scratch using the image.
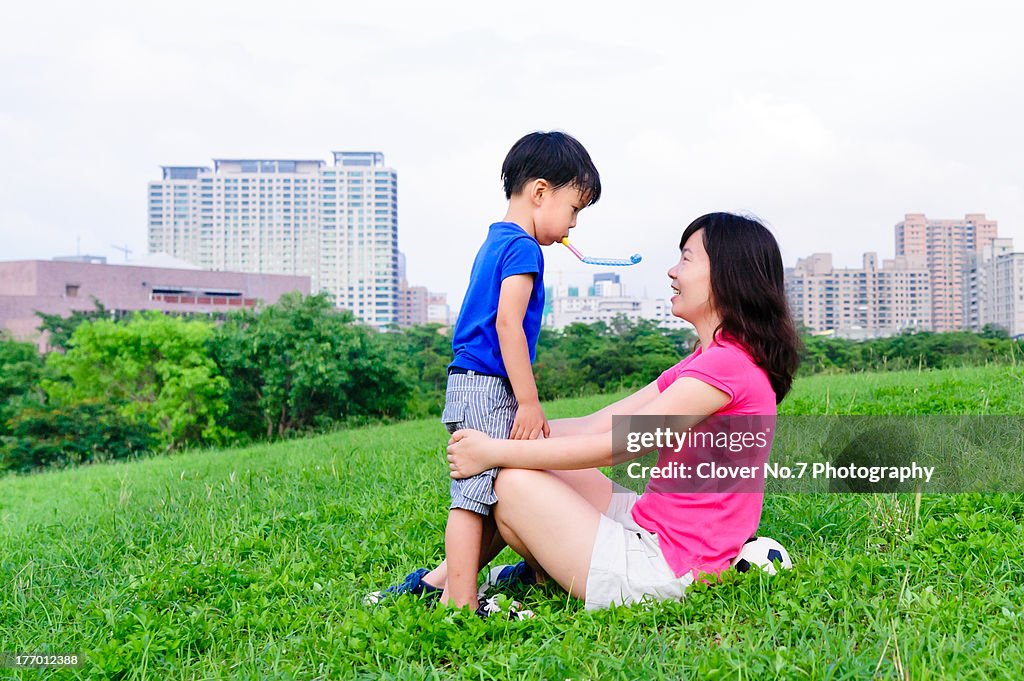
[2,365,1023,679]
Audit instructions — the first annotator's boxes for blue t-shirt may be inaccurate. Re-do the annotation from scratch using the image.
[450,222,545,378]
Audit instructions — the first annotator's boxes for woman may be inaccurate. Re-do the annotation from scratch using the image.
[445,212,801,610]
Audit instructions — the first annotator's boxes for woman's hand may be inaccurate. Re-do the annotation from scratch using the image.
[446,429,498,479]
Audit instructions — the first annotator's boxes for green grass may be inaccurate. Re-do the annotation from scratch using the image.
[2,366,1023,679]
[782,365,1024,415]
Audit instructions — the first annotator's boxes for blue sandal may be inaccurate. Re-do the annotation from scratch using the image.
[364,568,442,605]
[478,561,536,597]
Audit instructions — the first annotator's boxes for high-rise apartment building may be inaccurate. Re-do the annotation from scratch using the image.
[395,251,450,328]
[397,282,429,328]
[426,292,451,327]
[785,252,931,338]
[591,272,622,297]
[148,152,399,328]
[967,238,1024,337]
[895,213,998,332]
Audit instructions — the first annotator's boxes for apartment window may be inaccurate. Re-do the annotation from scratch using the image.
[65,284,80,297]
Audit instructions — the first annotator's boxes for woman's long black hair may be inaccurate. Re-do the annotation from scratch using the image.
[680,213,801,402]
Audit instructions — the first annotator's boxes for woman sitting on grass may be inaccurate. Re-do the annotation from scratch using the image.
[443,212,801,611]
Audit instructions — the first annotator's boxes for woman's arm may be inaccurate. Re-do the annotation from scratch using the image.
[448,376,730,477]
[547,380,663,437]
[449,429,611,475]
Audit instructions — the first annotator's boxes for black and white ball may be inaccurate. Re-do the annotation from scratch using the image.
[732,537,793,575]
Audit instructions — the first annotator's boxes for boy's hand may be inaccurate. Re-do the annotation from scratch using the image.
[510,401,550,440]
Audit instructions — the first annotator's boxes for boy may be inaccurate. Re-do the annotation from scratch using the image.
[374,131,601,615]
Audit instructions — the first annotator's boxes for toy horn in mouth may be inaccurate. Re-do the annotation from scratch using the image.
[562,238,642,267]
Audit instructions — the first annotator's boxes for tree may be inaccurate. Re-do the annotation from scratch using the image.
[42,311,231,449]
[381,324,451,417]
[0,336,45,436]
[209,293,410,439]
[798,335,852,374]
[979,323,1010,340]
[534,317,696,400]
[35,299,111,352]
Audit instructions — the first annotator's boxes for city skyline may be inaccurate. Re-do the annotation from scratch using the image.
[2,2,1022,312]
[785,213,1023,338]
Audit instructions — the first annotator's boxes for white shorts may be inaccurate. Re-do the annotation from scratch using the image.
[585,483,694,611]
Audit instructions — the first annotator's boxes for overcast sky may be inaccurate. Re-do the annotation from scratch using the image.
[2,1,1021,308]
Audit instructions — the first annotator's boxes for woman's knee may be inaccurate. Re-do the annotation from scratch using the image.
[494,467,544,498]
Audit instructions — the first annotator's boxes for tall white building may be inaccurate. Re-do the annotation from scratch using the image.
[968,238,1024,337]
[148,152,399,327]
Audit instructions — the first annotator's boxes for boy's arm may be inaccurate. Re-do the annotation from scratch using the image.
[496,273,549,440]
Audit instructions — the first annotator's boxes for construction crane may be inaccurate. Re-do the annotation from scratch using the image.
[112,244,132,262]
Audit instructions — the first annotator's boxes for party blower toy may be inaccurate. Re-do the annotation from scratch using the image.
[561,237,642,267]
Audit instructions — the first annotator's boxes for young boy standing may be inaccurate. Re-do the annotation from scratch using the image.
[440,130,600,612]
[374,131,601,614]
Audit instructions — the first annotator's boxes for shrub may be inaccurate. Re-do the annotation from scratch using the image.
[1,399,157,472]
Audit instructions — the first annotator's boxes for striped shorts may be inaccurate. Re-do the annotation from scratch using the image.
[441,371,517,516]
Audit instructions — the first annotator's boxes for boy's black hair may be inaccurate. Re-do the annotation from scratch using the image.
[501,131,602,206]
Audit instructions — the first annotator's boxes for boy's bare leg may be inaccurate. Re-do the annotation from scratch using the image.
[424,515,503,589]
[425,514,548,590]
[440,508,484,608]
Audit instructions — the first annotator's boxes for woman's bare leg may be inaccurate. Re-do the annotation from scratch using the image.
[492,468,603,600]
[548,468,614,513]
[422,468,612,588]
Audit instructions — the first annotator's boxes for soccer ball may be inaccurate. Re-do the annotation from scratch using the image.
[732,537,793,575]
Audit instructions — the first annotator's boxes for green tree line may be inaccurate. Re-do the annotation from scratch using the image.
[2,293,1022,473]
[798,325,1023,374]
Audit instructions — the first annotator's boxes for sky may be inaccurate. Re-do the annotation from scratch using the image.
[2,0,1021,309]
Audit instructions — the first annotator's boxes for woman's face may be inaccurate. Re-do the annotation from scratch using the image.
[667,229,714,323]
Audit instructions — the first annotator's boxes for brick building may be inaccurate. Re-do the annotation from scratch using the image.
[0,257,309,351]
